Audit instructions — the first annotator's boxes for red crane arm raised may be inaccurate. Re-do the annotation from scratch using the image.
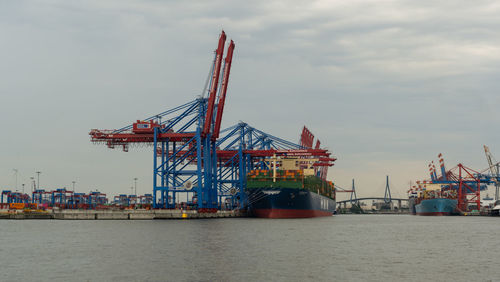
[203,31,226,137]
[212,40,235,141]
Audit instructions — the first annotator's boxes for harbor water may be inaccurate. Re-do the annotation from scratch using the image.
[0,215,498,281]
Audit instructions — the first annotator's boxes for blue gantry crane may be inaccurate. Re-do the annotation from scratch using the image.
[90,31,235,211]
[89,31,336,212]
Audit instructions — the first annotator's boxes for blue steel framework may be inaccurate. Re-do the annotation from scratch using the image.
[90,32,235,210]
[215,122,310,210]
[91,97,223,210]
[153,117,317,210]
[1,188,120,209]
[92,107,332,211]
[31,189,108,209]
[52,188,73,206]
[89,32,335,211]
[1,190,30,204]
[1,190,10,203]
[153,98,216,210]
[68,193,87,208]
[32,189,51,204]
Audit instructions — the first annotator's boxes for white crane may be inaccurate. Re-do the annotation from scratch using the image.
[484,145,499,201]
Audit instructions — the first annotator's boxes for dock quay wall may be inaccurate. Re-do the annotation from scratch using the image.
[0,209,246,220]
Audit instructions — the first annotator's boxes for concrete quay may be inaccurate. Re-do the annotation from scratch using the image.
[0,212,53,219]
[0,209,246,220]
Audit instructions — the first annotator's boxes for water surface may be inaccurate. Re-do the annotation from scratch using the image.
[0,215,498,281]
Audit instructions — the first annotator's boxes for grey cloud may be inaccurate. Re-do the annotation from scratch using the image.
[1,0,499,199]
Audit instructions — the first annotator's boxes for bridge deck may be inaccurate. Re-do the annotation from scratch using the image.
[337,197,408,204]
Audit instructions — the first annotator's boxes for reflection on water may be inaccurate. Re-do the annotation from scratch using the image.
[0,215,499,281]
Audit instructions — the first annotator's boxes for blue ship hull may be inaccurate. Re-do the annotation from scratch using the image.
[247,187,336,218]
[415,198,457,216]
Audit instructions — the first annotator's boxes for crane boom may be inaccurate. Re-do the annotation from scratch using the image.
[315,140,321,149]
[485,145,500,201]
[212,40,235,140]
[300,126,314,148]
[438,153,448,181]
[484,145,499,178]
[203,31,226,137]
[428,163,435,181]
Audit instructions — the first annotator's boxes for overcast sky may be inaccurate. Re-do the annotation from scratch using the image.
[1,0,500,200]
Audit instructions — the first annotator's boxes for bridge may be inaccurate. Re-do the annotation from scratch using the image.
[336,197,409,210]
[336,176,409,211]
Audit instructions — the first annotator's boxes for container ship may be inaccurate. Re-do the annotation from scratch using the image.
[415,198,458,216]
[246,157,336,218]
[409,184,458,216]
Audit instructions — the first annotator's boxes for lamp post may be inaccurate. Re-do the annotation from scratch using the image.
[30,177,35,192]
[72,181,76,192]
[134,178,138,196]
[36,171,41,190]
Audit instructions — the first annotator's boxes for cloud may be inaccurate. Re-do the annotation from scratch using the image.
[1,0,499,199]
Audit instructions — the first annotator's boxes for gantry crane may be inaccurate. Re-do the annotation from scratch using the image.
[89,31,336,211]
[90,31,235,210]
[422,153,482,212]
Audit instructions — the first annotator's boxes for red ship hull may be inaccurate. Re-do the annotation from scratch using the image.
[416,212,450,216]
[253,208,333,218]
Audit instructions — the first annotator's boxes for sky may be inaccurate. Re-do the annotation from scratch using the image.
[1,0,500,201]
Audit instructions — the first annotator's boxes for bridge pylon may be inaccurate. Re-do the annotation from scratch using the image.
[384,175,392,204]
[350,179,358,205]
